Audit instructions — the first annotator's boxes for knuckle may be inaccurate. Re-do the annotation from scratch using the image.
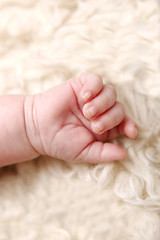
[108,85,117,99]
[78,73,103,86]
[89,73,103,85]
[116,102,125,116]
[95,74,103,84]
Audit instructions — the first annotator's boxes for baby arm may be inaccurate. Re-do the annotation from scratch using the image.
[0,73,138,167]
[0,95,40,167]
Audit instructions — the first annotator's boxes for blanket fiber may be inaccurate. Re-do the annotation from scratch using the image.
[0,0,160,239]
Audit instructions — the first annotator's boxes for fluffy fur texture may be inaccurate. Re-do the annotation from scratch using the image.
[0,0,160,239]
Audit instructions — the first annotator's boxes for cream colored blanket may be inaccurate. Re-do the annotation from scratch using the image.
[0,0,160,239]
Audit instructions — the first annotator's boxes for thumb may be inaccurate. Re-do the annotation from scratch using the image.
[75,141,126,164]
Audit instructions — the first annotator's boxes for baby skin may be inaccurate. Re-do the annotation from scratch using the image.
[0,73,138,167]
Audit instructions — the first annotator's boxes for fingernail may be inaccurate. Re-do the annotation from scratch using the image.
[82,91,92,101]
[94,120,105,133]
[129,124,138,139]
[133,125,138,137]
[87,106,97,117]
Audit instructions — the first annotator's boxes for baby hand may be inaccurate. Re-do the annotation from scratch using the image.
[25,73,138,163]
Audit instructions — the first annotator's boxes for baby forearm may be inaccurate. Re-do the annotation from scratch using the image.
[0,95,40,167]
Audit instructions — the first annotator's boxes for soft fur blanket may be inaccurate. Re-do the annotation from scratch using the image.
[0,0,160,239]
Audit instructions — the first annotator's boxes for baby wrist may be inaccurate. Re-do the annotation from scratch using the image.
[23,94,45,156]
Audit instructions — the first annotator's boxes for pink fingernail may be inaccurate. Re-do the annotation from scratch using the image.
[87,106,97,117]
[95,120,105,132]
[82,91,92,101]
[134,125,138,136]
[128,124,138,139]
